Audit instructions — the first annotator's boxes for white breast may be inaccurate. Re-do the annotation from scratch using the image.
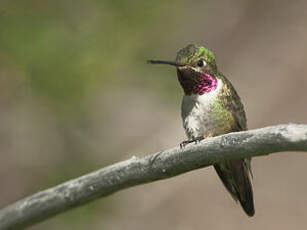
[181,79,223,139]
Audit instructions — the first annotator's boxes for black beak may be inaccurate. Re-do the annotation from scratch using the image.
[147,60,185,67]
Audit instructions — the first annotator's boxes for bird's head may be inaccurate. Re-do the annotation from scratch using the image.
[148,44,218,95]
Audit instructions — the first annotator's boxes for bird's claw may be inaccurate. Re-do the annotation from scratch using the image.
[180,136,204,149]
[180,140,190,149]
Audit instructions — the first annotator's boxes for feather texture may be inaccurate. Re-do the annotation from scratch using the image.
[181,72,254,216]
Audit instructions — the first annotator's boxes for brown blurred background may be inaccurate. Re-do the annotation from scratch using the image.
[1,0,307,229]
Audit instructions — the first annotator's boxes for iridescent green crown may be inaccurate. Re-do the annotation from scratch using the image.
[176,44,216,65]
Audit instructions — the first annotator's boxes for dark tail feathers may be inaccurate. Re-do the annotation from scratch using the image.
[214,159,255,217]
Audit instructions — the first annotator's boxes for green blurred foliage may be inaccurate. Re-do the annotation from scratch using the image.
[0,0,181,116]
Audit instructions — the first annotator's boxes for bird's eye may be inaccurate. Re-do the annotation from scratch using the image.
[197,59,206,67]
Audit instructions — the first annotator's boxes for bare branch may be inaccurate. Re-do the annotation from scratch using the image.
[1,124,307,230]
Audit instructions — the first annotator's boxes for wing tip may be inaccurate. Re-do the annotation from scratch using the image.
[241,201,255,217]
[239,189,255,217]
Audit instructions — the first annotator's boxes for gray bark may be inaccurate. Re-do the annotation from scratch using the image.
[0,124,307,230]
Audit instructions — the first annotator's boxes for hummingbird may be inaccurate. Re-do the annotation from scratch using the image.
[148,44,254,216]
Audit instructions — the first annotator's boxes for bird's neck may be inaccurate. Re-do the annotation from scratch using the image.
[177,72,218,95]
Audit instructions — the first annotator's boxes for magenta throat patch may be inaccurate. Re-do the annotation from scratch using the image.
[177,71,218,95]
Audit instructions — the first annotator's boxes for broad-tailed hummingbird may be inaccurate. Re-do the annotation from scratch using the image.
[148,44,254,216]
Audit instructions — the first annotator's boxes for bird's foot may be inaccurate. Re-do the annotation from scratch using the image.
[180,136,204,149]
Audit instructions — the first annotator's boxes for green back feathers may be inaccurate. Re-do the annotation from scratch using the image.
[176,44,216,66]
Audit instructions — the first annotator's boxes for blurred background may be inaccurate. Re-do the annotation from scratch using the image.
[1,0,307,229]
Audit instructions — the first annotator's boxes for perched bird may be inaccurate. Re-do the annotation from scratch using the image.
[148,44,254,216]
